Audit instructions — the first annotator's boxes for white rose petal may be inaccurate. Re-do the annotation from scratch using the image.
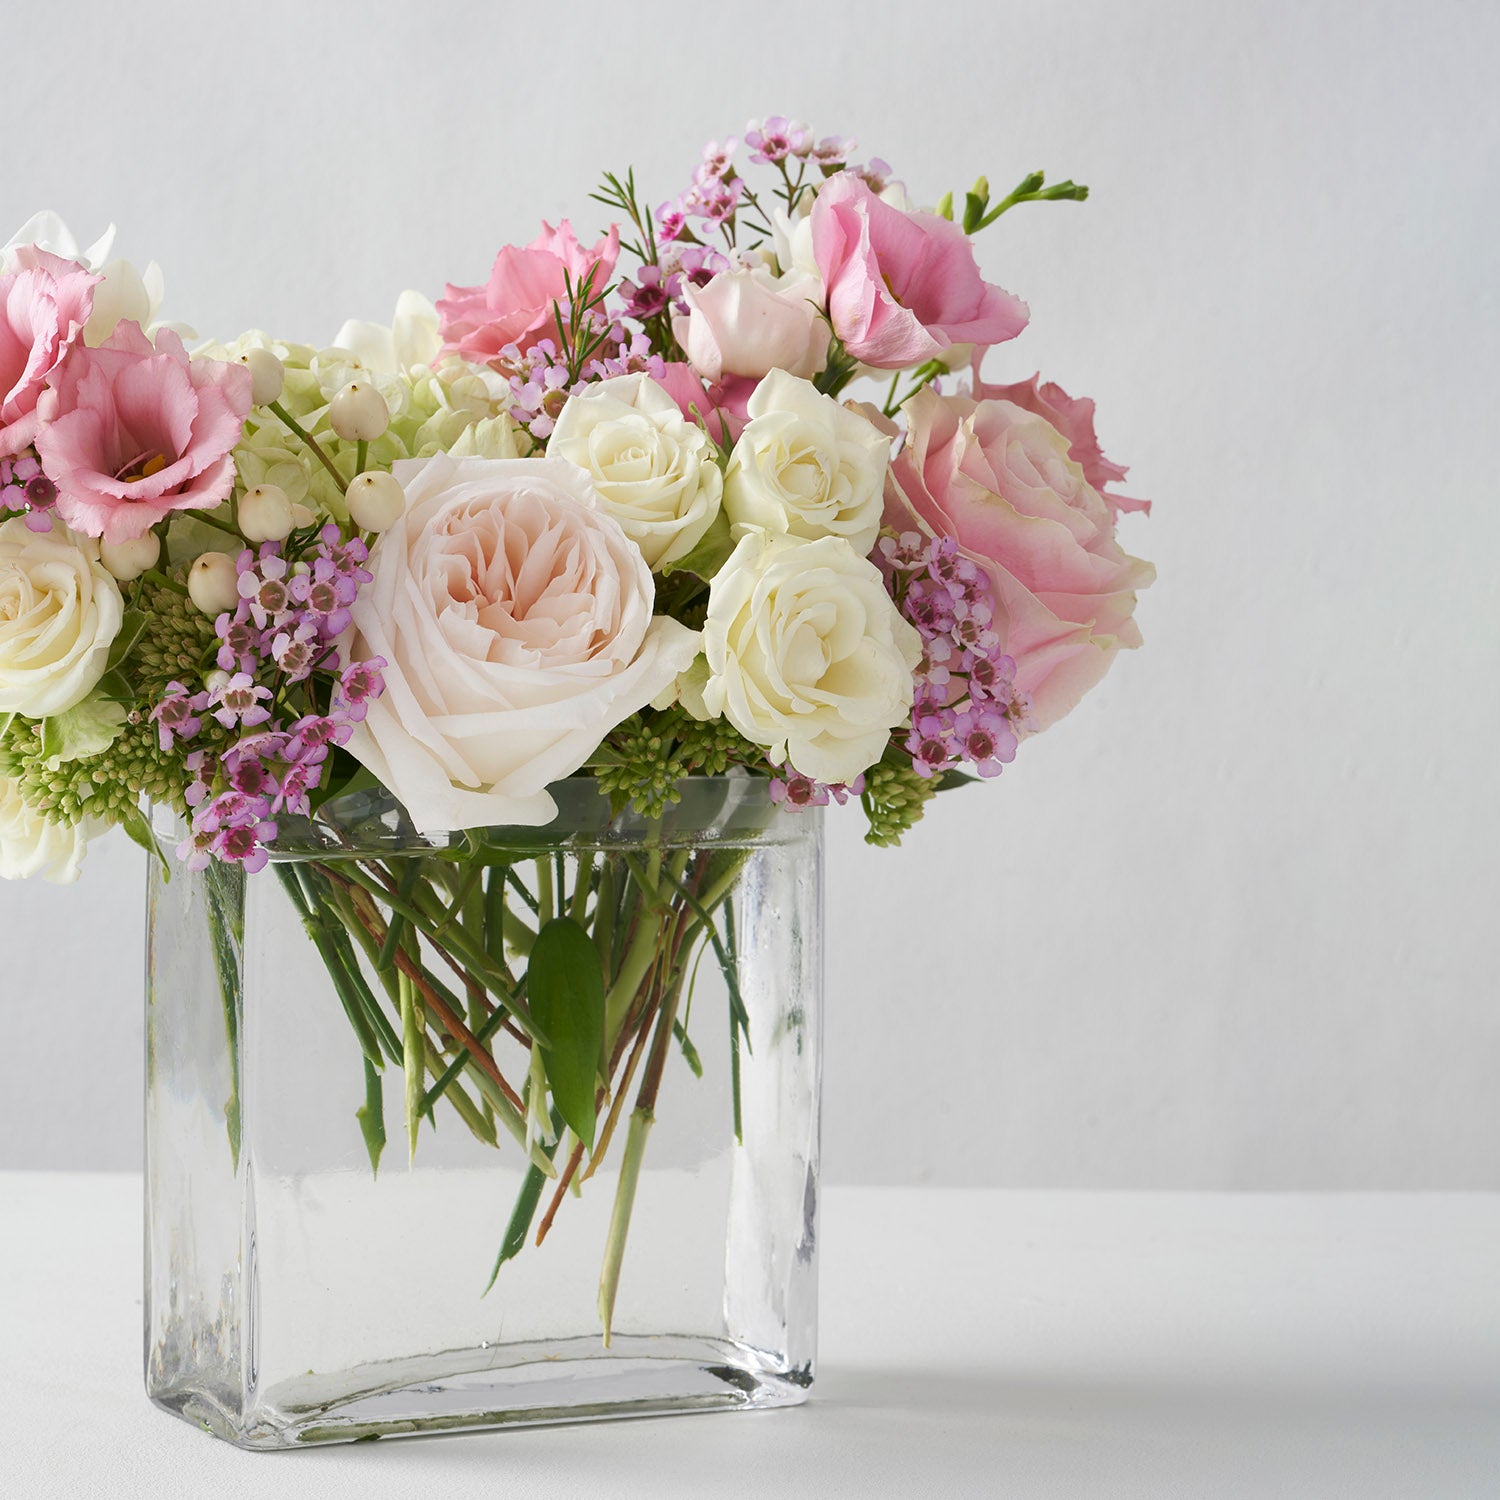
[0,774,95,884]
[723,369,892,555]
[549,374,724,571]
[0,518,124,719]
[344,455,702,833]
[699,531,922,785]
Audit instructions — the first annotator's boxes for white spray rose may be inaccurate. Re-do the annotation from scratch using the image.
[672,266,828,385]
[0,774,94,883]
[723,369,892,555]
[332,290,443,376]
[549,374,724,571]
[344,455,701,833]
[697,531,922,785]
[0,518,123,718]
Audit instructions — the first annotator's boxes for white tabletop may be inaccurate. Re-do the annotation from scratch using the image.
[2,1175,1498,1498]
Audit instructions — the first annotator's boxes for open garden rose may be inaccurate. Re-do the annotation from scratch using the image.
[723,369,891,554]
[970,367,1152,517]
[811,172,1028,368]
[437,221,621,365]
[694,530,922,784]
[671,265,827,385]
[0,516,123,717]
[548,372,724,570]
[886,386,1154,730]
[344,454,701,831]
[35,322,251,544]
[0,249,97,458]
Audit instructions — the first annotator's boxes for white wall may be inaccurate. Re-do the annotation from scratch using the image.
[1,0,1495,1185]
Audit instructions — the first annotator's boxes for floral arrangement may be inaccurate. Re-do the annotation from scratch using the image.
[0,124,1152,1332]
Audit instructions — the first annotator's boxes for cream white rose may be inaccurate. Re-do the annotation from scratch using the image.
[548,374,724,571]
[0,517,123,718]
[344,455,701,832]
[672,266,827,385]
[698,531,922,784]
[723,369,891,555]
[0,773,94,883]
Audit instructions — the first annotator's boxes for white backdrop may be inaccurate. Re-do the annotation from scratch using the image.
[1,0,1495,1185]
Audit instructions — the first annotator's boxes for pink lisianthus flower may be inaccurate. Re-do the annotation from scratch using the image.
[437,220,621,365]
[970,364,1151,518]
[652,361,754,445]
[885,387,1154,732]
[810,173,1028,369]
[0,249,98,458]
[33,322,251,544]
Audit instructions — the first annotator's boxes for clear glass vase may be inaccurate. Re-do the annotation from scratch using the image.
[144,776,822,1448]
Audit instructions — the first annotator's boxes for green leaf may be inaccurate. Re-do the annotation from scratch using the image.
[662,508,733,583]
[104,607,148,674]
[40,692,128,769]
[118,801,165,868]
[527,916,606,1151]
[962,192,987,234]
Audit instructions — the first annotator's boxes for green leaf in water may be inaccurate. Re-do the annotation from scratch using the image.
[527,916,606,1151]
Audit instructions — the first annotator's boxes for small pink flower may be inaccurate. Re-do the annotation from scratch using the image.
[0,249,98,459]
[34,322,251,544]
[437,220,621,365]
[811,173,1029,368]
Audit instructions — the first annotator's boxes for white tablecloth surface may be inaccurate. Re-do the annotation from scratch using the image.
[2,1174,1497,1498]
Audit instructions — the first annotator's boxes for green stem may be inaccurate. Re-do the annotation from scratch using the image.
[598,1108,651,1347]
[268,399,348,499]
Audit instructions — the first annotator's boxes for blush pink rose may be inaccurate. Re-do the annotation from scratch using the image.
[811,173,1028,369]
[34,322,251,544]
[437,220,621,365]
[0,249,98,458]
[886,388,1154,730]
[971,366,1151,518]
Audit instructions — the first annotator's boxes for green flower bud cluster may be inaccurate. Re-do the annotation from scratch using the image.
[859,755,937,847]
[0,714,185,824]
[594,707,765,819]
[133,574,218,702]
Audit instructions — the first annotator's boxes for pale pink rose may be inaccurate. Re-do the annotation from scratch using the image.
[671,266,827,385]
[0,249,97,458]
[886,388,1153,730]
[437,220,621,364]
[34,322,251,544]
[811,173,1028,369]
[971,366,1151,517]
[345,455,700,832]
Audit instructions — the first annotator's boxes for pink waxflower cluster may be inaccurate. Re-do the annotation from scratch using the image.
[878,532,1033,781]
[0,246,250,542]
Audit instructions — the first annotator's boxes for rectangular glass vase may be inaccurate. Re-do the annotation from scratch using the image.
[144,777,822,1447]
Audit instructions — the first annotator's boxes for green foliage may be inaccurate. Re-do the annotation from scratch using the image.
[527,917,607,1151]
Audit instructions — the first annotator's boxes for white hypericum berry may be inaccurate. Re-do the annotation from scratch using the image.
[238,483,294,543]
[99,532,161,581]
[188,552,240,616]
[237,347,285,407]
[205,668,231,694]
[290,502,316,529]
[346,470,405,532]
[328,381,390,442]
